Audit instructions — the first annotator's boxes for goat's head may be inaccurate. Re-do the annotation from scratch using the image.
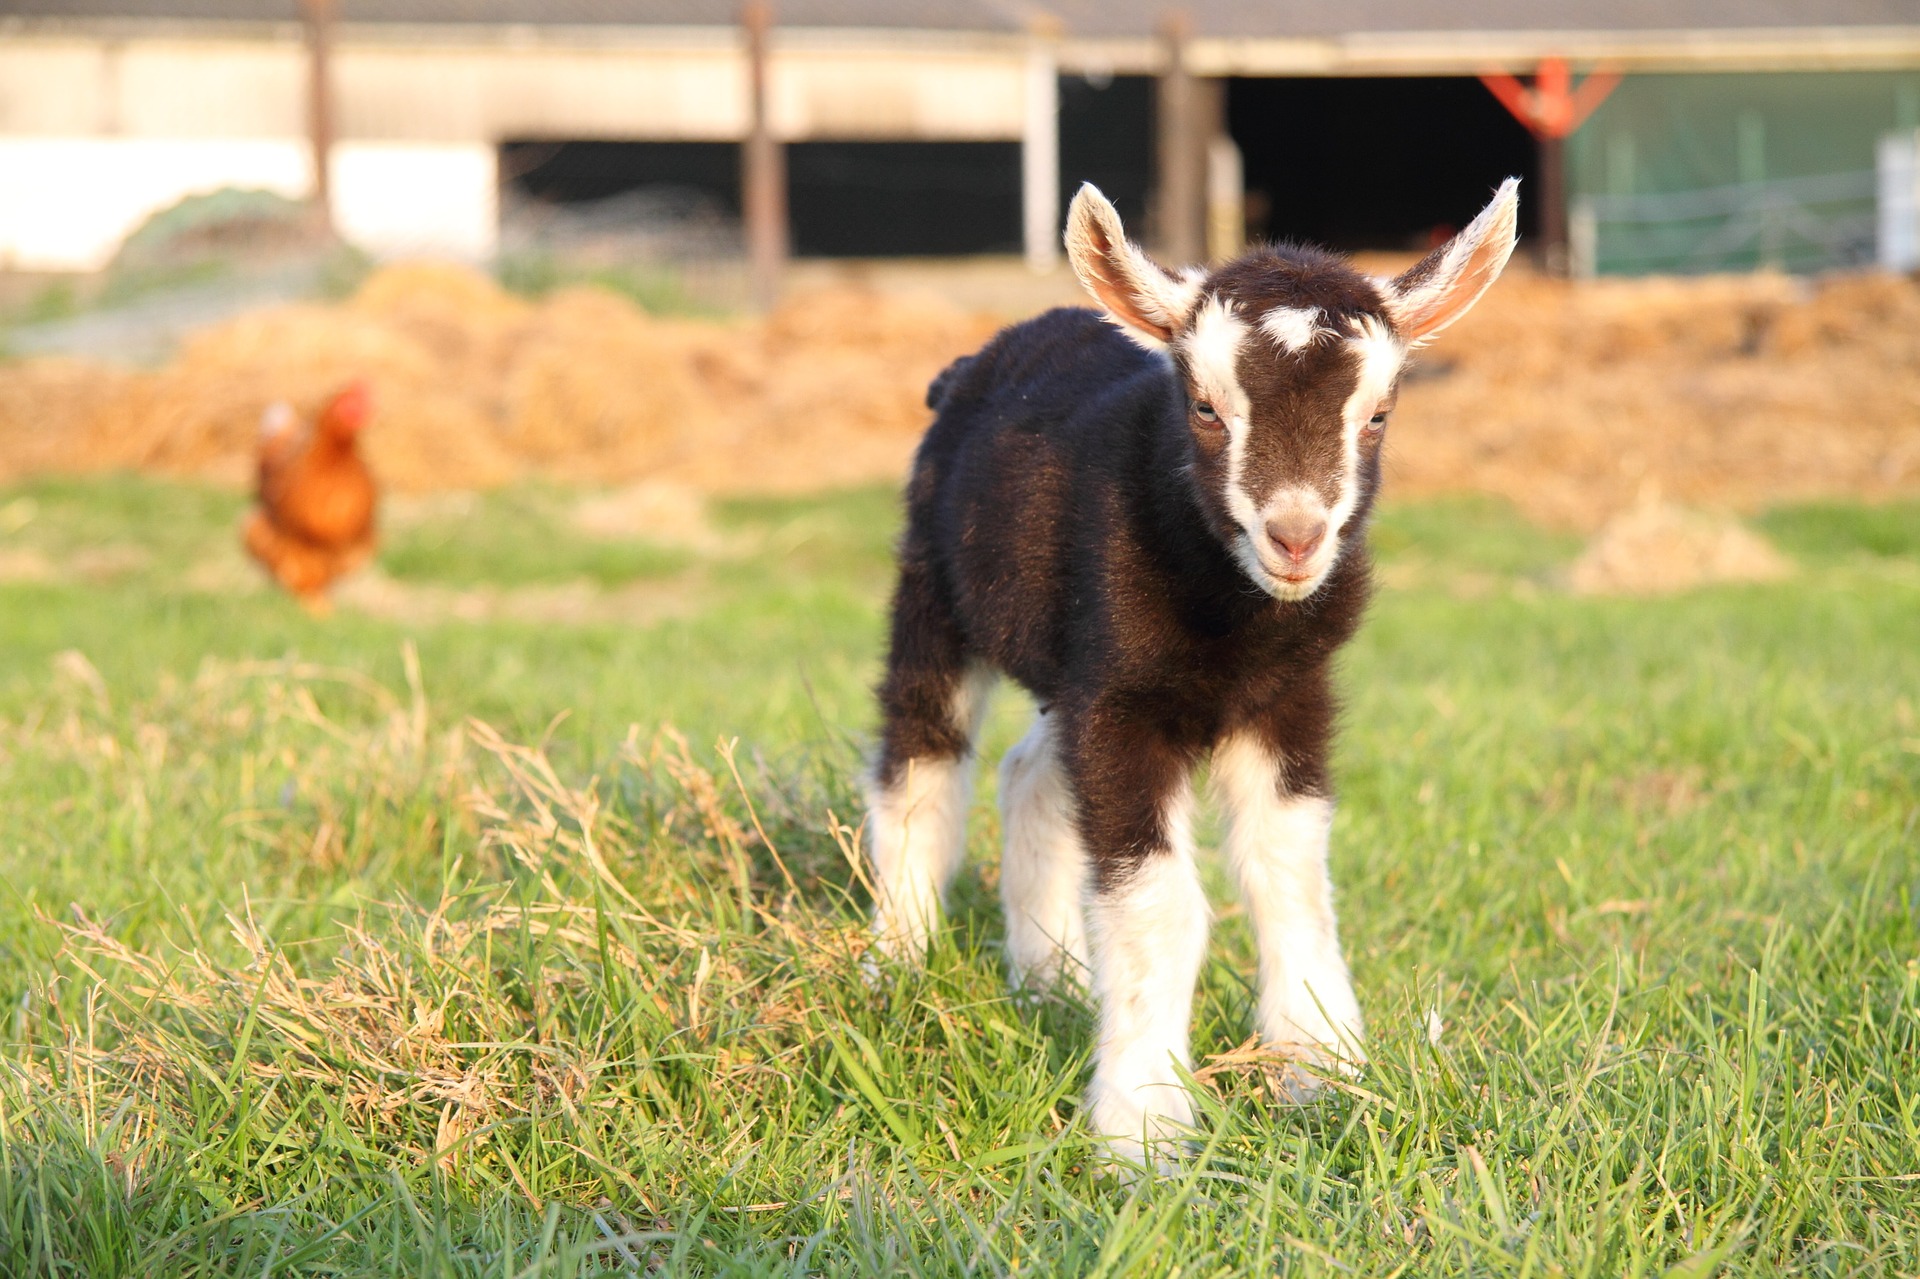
[1065,179,1519,601]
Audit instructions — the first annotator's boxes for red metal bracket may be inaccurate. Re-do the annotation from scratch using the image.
[1479,56,1622,140]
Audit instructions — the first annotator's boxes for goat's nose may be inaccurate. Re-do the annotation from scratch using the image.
[1266,513,1328,564]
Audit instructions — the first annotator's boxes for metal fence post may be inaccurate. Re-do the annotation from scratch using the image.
[1877,129,1920,273]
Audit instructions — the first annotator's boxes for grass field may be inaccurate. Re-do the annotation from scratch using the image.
[0,474,1915,1277]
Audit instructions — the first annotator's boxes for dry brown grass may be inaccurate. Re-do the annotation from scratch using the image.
[1567,499,1794,595]
[24,676,868,1186]
[1386,271,1920,527]
[0,263,999,496]
[3,262,1916,528]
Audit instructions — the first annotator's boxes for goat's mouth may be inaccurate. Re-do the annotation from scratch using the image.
[1265,569,1327,601]
[1237,537,1334,601]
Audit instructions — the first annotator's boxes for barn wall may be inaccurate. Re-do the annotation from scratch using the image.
[0,31,1027,143]
[0,28,1029,268]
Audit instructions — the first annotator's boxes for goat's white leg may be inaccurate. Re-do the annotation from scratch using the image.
[1213,732,1365,1085]
[1084,778,1210,1169]
[866,664,996,962]
[998,711,1090,990]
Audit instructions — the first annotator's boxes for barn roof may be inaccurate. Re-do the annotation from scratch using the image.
[9,0,1920,36]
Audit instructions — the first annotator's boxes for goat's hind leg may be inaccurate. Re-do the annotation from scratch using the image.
[867,557,995,963]
[998,711,1090,990]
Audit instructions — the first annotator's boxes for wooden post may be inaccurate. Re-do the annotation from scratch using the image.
[1021,24,1061,273]
[1155,10,1204,266]
[1194,75,1240,263]
[299,0,335,236]
[1206,133,1244,264]
[1479,56,1621,277]
[1539,133,1567,275]
[741,0,787,310]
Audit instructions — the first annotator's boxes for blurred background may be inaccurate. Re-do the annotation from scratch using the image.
[2,1,1919,531]
[1,0,1917,536]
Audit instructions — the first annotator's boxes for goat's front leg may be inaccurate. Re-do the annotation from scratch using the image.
[1212,730,1365,1088]
[1069,720,1210,1169]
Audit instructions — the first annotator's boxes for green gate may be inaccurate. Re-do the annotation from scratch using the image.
[1567,71,1920,274]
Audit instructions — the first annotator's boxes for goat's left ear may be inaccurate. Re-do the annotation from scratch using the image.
[1382,177,1520,345]
[1064,183,1201,349]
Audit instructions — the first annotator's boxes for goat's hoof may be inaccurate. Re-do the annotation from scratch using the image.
[1264,1042,1365,1104]
[1268,1060,1334,1105]
[858,930,928,989]
[1085,1083,1198,1178]
[1088,1132,1194,1182]
[1002,961,1086,1008]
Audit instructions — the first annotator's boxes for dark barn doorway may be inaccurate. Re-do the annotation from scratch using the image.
[1228,77,1538,252]
[504,140,740,208]
[1058,73,1156,233]
[787,142,1020,256]
[501,139,1023,258]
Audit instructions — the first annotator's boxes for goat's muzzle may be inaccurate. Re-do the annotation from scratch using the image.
[1265,512,1328,572]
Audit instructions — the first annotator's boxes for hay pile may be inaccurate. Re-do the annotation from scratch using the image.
[0,263,1000,495]
[1567,499,1793,595]
[1388,270,1920,528]
[2,261,1918,525]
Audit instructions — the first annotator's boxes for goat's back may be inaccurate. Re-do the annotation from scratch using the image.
[904,308,1227,701]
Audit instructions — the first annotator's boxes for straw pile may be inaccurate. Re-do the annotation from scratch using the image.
[2,261,1917,526]
[1567,498,1793,595]
[0,262,1000,494]
[1387,270,1920,528]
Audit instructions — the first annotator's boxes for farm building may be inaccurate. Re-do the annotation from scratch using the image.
[2,0,1918,275]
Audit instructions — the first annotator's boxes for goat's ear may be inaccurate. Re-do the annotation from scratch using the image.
[1382,177,1520,345]
[1065,183,1200,348]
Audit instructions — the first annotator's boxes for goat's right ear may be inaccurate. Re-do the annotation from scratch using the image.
[1065,184,1200,349]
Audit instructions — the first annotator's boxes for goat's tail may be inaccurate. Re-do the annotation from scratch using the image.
[925,354,976,412]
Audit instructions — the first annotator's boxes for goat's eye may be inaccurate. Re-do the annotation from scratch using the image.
[1193,401,1219,425]
[1365,411,1389,431]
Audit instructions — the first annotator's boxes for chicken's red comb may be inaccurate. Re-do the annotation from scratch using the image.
[325,380,374,431]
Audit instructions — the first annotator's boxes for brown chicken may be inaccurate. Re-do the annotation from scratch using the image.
[243,380,378,612]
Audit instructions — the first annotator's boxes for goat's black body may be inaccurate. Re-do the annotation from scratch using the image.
[877,307,1372,887]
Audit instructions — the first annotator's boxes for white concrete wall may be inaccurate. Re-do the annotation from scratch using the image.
[0,137,310,270]
[0,136,497,269]
[332,142,498,261]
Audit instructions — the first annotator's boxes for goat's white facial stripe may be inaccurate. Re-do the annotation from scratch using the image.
[1179,296,1262,541]
[1218,313,1404,602]
[1259,306,1329,353]
[1184,297,1404,602]
[1181,295,1247,417]
[1327,315,1403,539]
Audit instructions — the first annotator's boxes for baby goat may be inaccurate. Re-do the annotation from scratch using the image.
[866,179,1520,1164]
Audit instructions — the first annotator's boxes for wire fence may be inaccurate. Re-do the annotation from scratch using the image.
[1572,168,1879,276]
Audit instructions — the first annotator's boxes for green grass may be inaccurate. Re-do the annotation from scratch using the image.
[1758,499,1920,561]
[494,254,724,318]
[0,475,1915,1276]
[380,490,693,588]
